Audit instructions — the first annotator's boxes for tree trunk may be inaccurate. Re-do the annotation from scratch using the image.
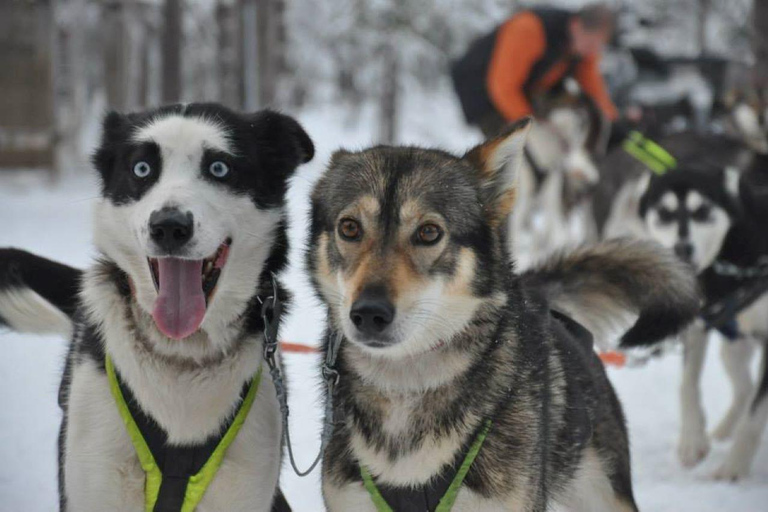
[137,4,151,109]
[104,1,127,110]
[162,0,182,103]
[217,0,243,109]
[378,44,399,144]
[241,0,258,110]
[753,0,768,90]
[697,0,711,56]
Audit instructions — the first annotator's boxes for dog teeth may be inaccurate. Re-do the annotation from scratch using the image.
[203,268,221,295]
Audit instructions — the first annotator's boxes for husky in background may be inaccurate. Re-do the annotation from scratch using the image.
[307,119,699,511]
[513,92,608,269]
[638,157,768,481]
[0,104,314,511]
[593,131,753,241]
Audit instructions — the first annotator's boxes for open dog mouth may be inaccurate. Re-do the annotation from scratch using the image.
[148,238,231,340]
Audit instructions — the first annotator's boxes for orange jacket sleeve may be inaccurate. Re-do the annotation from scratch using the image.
[486,12,547,122]
[575,54,619,121]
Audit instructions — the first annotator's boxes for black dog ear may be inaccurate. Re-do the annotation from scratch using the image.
[249,110,314,171]
[91,111,129,181]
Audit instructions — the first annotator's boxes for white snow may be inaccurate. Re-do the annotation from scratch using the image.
[1,95,767,511]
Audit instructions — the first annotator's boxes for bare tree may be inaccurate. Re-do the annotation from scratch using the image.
[104,1,128,110]
[162,0,182,103]
[697,0,712,55]
[753,0,768,89]
[378,42,399,143]
[217,0,244,109]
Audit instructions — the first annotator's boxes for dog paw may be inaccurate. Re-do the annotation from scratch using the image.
[712,459,750,482]
[678,433,710,468]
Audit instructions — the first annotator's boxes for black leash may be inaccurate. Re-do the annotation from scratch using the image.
[260,273,342,477]
[701,259,768,330]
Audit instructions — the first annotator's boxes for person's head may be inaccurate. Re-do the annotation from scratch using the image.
[569,3,615,57]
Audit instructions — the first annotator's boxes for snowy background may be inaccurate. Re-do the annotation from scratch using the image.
[1,97,767,511]
[2,0,767,510]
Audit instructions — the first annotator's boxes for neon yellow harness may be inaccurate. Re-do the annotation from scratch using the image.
[622,131,677,174]
[360,419,492,512]
[106,356,262,512]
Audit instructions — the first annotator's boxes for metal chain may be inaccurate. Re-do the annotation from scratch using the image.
[260,273,342,477]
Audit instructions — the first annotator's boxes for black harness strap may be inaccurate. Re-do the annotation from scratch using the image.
[114,369,251,512]
[375,468,454,512]
[702,276,768,338]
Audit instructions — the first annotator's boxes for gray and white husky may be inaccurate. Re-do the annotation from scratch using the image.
[0,103,313,511]
[638,160,768,481]
[306,119,699,511]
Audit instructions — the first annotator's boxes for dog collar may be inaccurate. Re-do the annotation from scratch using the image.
[105,355,262,512]
[360,419,492,512]
[622,131,677,175]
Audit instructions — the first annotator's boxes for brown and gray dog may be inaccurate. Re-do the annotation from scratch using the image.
[306,119,700,511]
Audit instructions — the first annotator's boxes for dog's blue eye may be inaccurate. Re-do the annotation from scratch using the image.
[209,161,229,179]
[133,161,151,178]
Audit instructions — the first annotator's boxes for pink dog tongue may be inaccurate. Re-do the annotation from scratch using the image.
[152,258,206,340]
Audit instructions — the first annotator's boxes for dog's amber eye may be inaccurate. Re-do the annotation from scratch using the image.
[416,223,443,245]
[338,218,362,241]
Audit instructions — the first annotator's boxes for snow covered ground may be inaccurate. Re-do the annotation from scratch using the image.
[1,96,767,511]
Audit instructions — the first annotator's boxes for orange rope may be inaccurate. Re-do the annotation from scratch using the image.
[598,350,627,368]
[280,341,319,354]
[282,341,628,368]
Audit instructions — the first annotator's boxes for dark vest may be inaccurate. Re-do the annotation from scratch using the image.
[451,8,579,124]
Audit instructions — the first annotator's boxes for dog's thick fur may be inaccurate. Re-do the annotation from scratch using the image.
[638,156,768,480]
[307,120,699,511]
[0,104,313,511]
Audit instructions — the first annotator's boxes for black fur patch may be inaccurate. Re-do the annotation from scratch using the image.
[0,248,82,321]
[92,104,314,208]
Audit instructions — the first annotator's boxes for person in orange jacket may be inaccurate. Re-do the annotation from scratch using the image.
[452,4,619,137]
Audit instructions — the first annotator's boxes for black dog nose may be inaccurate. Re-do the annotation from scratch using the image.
[149,208,194,252]
[674,242,693,261]
[350,288,395,336]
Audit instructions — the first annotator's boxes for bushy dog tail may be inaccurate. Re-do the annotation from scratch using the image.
[0,248,82,338]
[521,238,700,350]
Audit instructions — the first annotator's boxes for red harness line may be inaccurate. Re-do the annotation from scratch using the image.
[279,342,627,368]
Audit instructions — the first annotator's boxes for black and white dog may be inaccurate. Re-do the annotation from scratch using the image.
[638,156,768,480]
[0,104,313,510]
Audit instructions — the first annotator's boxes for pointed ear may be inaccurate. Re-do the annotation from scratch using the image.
[636,171,653,216]
[91,111,129,181]
[329,148,353,167]
[249,110,315,173]
[463,117,531,225]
